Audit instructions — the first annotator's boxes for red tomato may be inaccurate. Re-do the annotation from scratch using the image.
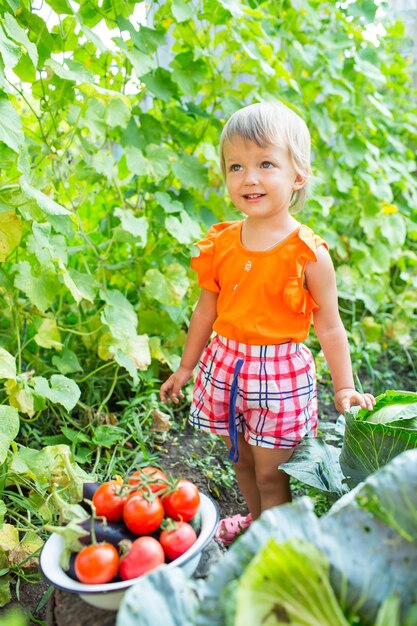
[119,536,165,581]
[128,466,169,494]
[92,480,127,522]
[162,480,200,522]
[159,522,197,561]
[123,492,164,534]
[74,543,119,584]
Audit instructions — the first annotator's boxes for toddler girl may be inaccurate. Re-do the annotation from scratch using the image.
[160,102,375,544]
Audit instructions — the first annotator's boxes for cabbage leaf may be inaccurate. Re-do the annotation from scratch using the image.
[340,391,417,486]
[234,538,350,626]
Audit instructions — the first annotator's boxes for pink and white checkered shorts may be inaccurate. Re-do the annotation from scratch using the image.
[189,335,318,457]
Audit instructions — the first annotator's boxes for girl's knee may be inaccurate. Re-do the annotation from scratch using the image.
[255,467,289,494]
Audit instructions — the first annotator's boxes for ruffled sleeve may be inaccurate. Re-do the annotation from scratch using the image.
[190,222,234,293]
[283,225,328,317]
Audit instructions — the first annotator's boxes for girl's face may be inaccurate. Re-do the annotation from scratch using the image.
[223,136,306,221]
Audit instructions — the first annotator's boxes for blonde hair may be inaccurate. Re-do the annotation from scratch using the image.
[220,102,311,210]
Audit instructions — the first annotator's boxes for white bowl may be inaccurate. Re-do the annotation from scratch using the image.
[40,492,219,610]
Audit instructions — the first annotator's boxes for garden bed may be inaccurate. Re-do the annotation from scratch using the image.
[0,422,243,625]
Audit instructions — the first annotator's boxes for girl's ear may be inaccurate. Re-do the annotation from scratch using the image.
[293,173,307,191]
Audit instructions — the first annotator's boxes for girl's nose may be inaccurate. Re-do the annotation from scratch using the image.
[243,168,259,185]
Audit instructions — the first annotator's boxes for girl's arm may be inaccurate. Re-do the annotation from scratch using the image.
[305,246,375,414]
[160,288,219,404]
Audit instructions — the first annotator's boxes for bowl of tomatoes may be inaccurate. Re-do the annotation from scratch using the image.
[39,467,219,610]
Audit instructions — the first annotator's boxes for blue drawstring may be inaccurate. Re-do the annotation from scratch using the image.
[228,358,244,462]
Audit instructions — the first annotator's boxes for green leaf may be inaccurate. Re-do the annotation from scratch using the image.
[92,425,125,448]
[380,213,406,248]
[0,27,21,68]
[4,12,38,68]
[145,145,173,179]
[172,0,193,22]
[117,567,199,626]
[235,539,350,626]
[165,212,202,244]
[333,166,352,194]
[374,596,401,626]
[101,289,138,339]
[124,146,152,176]
[143,264,189,306]
[0,98,24,152]
[141,69,178,101]
[354,57,386,84]
[340,394,417,487]
[154,192,183,214]
[46,0,73,13]
[0,405,19,464]
[45,58,95,83]
[21,179,70,216]
[0,500,6,525]
[32,375,81,411]
[13,262,57,312]
[59,263,97,303]
[0,348,16,379]
[114,208,148,245]
[171,154,208,188]
[341,450,417,542]
[0,549,12,607]
[115,40,158,77]
[10,444,91,501]
[91,151,114,180]
[367,94,393,120]
[52,349,82,375]
[279,438,348,496]
[105,98,131,128]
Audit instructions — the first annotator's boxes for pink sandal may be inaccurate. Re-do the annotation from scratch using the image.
[215,513,253,546]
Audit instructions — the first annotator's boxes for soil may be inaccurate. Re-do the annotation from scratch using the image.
[0,422,245,626]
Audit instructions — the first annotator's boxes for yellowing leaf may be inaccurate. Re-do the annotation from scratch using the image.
[8,531,43,569]
[0,348,16,379]
[0,405,19,463]
[0,211,22,261]
[125,334,151,370]
[5,380,35,416]
[0,524,19,553]
[97,332,114,360]
[35,318,63,351]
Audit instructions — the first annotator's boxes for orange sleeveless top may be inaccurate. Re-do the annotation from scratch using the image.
[190,221,328,345]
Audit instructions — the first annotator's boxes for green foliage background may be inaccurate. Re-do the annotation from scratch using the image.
[0,0,416,423]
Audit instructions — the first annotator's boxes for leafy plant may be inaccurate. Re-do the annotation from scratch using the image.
[116,449,417,626]
[340,390,417,486]
[281,390,417,496]
[0,438,92,606]
[0,0,415,422]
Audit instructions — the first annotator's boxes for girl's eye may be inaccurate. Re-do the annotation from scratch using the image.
[261,161,274,168]
[230,164,242,172]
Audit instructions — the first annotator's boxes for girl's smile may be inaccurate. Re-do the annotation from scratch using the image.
[243,193,266,200]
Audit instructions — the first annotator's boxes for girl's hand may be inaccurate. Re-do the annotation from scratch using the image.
[160,366,194,404]
[334,388,376,414]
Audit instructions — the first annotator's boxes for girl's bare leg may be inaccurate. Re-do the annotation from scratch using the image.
[222,434,294,519]
[251,445,294,514]
[221,433,261,519]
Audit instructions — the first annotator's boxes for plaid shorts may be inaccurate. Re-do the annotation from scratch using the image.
[189,335,318,460]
